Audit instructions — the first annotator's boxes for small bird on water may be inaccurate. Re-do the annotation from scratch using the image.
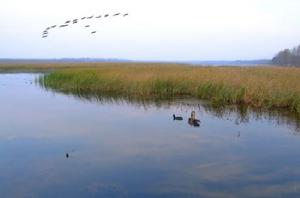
[173,114,183,120]
[188,111,200,127]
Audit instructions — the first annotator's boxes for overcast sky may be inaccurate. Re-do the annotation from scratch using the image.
[1,0,300,61]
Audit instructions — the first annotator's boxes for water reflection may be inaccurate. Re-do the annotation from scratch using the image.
[1,73,300,198]
[41,83,300,133]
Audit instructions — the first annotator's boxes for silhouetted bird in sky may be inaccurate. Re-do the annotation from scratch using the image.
[41,11,129,38]
[66,153,69,158]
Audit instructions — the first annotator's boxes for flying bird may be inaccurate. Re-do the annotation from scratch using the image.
[40,11,129,38]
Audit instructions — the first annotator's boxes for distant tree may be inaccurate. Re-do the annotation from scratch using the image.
[272,44,300,66]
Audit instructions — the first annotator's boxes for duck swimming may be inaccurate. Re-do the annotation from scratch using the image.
[173,114,183,120]
[188,118,200,127]
[188,111,200,127]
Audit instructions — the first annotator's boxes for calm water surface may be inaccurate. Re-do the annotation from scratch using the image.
[1,73,300,198]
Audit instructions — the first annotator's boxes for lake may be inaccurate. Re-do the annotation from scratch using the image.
[1,73,300,198]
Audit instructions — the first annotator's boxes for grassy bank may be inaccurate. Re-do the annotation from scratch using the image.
[40,63,300,114]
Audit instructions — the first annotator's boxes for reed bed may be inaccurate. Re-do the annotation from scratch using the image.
[39,63,300,114]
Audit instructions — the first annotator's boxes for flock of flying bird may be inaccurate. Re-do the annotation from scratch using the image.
[42,12,129,38]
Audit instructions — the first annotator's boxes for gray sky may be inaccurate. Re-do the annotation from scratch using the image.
[1,0,300,61]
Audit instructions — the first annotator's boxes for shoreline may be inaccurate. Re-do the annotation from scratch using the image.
[33,63,300,115]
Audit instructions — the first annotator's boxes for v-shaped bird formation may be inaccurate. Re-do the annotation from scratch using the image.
[42,12,129,38]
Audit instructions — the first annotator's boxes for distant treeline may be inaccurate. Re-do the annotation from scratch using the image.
[272,44,300,66]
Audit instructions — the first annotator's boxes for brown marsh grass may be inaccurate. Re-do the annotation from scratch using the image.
[38,63,300,114]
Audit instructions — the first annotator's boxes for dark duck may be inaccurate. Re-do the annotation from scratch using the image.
[173,114,183,120]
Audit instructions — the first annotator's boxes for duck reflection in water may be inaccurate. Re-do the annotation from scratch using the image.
[188,111,200,127]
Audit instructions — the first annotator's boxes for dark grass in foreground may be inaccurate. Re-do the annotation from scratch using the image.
[39,63,300,114]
